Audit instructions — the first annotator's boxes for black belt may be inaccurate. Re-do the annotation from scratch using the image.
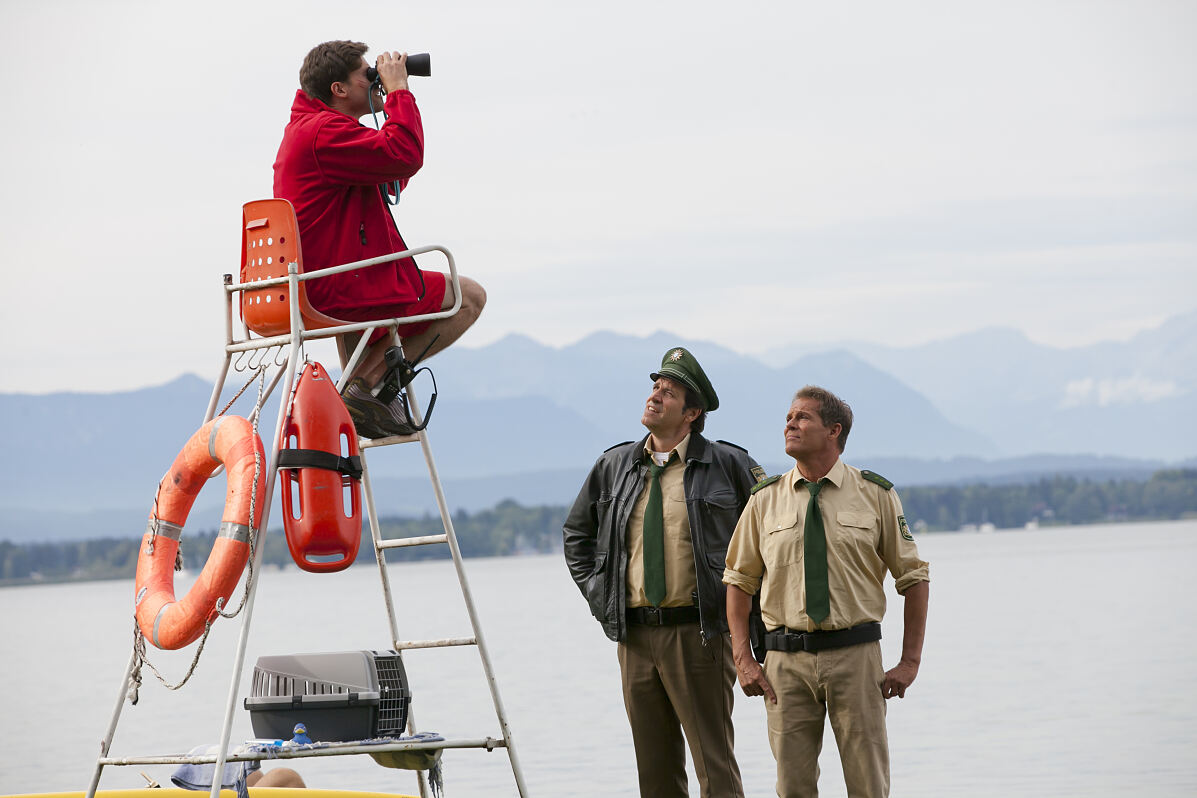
[764,622,881,653]
[626,606,700,626]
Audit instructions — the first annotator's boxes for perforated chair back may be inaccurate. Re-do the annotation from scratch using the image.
[241,199,349,337]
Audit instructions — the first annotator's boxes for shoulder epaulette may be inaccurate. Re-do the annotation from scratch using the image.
[861,470,894,490]
[603,440,634,453]
[751,474,783,494]
[715,439,748,454]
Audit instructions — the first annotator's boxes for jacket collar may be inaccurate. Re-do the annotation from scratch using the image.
[626,431,710,471]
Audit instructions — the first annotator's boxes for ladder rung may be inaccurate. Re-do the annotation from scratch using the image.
[359,432,419,449]
[394,636,477,651]
[378,534,448,549]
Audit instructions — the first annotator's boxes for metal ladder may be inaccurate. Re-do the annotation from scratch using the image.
[86,243,528,798]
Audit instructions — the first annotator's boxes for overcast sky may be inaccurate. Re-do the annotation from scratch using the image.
[2,0,1194,393]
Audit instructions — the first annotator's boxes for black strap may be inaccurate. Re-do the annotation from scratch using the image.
[373,343,438,432]
[277,449,363,481]
[764,622,881,653]
[626,605,700,626]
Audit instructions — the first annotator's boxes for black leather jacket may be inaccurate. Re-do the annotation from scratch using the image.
[563,432,761,643]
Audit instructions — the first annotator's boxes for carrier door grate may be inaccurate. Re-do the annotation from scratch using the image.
[373,652,409,737]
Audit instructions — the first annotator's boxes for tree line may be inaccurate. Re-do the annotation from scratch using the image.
[2,469,1194,586]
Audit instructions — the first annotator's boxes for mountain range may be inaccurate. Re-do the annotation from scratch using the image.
[1,311,1192,543]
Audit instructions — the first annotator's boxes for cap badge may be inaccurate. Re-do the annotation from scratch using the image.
[669,349,684,362]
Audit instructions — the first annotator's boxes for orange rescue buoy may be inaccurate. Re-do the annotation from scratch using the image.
[135,416,266,650]
[279,361,363,573]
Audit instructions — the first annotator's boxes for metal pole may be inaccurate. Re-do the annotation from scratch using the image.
[206,264,301,798]
[405,387,529,797]
[85,648,138,798]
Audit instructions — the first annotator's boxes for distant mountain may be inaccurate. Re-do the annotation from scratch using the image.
[775,310,1197,460]
[431,331,997,460]
[1,316,1194,543]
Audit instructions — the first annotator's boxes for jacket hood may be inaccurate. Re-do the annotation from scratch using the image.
[288,89,342,121]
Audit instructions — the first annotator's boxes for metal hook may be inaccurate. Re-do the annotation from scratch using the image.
[247,347,267,370]
[274,346,289,367]
[233,349,250,372]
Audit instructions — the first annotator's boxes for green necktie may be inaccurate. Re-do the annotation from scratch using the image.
[804,480,830,625]
[643,460,669,607]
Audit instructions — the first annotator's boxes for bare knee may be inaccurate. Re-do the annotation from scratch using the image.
[252,767,307,787]
[455,276,486,322]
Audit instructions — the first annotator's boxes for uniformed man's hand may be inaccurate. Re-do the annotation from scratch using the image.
[882,659,919,699]
[734,652,777,703]
[375,51,409,94]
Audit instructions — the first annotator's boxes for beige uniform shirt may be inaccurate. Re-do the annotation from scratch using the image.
[723,459,929,632]
[626,434,698,609]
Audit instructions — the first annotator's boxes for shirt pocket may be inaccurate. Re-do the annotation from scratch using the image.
[761,513,803,567]
[835,509,879,550]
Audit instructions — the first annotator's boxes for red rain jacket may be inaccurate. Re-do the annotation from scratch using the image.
[273,89,425,316]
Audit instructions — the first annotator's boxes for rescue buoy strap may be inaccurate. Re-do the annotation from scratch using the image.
[218,521,254,543]
[277,449,363,481]
[146,518,184,541]
[207,416,227,460]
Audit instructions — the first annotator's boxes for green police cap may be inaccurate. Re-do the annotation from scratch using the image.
[650,347,719,412]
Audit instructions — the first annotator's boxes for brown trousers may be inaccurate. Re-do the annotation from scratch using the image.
[617,623,744,798]
[764,641,890,798]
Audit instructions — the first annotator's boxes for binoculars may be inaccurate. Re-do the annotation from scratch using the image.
[366,53,431,83]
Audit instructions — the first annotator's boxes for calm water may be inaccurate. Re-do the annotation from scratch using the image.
[1,520,1194,796]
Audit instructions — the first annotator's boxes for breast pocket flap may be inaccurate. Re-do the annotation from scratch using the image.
[836,510,876,529]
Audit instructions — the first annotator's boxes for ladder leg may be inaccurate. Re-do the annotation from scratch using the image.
[361,442,431,798]
[405,388,530,797]
[208,346,298,798]
[85,648,139,797]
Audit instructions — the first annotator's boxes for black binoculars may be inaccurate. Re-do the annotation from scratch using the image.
[366,53,431,83]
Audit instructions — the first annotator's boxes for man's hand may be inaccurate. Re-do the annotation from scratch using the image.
[726,585,776,702]
[376,51,409,94]
[735,651,777,703]
[885,580,928,699]
[882,659,918,699]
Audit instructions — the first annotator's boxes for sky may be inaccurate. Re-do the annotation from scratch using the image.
[1,0,1194,393]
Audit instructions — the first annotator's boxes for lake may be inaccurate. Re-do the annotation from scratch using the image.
[1,519,1194,796]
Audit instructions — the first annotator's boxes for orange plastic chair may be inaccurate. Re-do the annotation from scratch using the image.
[240,198,352,337]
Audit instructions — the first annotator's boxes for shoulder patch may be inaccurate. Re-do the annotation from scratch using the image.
[751,474,782,494]
[716,439,748,453]
[861,470,893,490]
[602,440,634,453]
[750,464,767,484]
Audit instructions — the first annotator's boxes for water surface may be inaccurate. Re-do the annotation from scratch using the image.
[1,520,1193,796]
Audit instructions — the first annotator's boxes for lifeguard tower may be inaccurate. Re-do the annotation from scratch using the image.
[86,199,528,798]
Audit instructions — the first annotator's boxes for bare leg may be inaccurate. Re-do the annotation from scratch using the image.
[398,275,487,363]
[337,275,486,386]
[247,767,307,788]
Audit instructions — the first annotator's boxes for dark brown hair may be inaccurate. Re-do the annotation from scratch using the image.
[794,385,852,452]
[683,386,707,434]
[300,40,368,104]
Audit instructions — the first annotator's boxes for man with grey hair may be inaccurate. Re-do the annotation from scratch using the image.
[724,385,930,797]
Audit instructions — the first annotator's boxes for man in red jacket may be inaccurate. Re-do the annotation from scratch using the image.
[275,40,485,438]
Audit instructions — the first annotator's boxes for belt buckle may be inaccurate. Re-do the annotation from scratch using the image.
[645,606,664,626]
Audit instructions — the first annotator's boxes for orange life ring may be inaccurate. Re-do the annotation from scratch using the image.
[135,416,267,650]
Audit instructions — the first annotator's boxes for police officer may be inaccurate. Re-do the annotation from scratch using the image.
[564,347,765,798]
[724,385,930,798]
